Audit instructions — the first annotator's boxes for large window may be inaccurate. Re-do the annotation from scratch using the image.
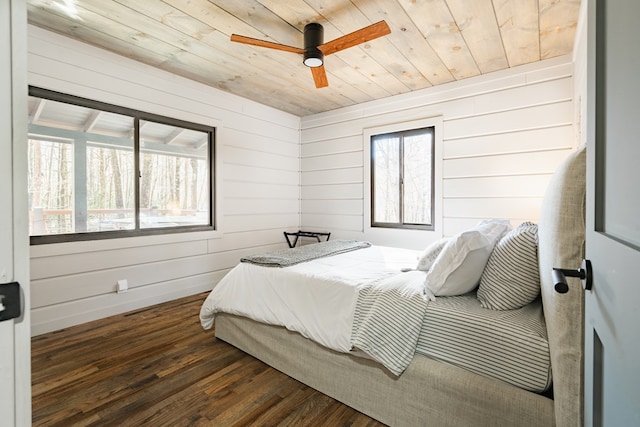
[28,87,215,244]
[371,126,434,230]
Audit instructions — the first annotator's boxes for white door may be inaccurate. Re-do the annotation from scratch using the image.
[0,1,31,426]
[584,0,640,425]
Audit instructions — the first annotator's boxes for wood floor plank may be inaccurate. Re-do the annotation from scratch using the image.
[32,292,386,426]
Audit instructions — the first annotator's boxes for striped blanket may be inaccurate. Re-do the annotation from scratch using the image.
[240,240,371,267]
[351,270,430,376]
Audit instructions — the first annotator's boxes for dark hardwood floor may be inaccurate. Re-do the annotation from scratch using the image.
[31,292,386,427]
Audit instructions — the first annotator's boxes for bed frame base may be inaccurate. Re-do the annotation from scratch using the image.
[216,313,554,427]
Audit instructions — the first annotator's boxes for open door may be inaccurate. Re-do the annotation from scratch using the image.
[0,1,31,426]
[584,0,640,425]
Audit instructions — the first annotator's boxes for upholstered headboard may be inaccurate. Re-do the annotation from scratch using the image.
[538,146,586,427]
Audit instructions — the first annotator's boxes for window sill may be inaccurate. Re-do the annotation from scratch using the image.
[30,228,223,258]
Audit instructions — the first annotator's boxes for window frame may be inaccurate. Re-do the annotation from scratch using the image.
[370,126,435,230]
[364,116,443,237]
[28,86,216,245]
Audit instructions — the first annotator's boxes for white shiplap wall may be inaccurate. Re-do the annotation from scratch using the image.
[28,26,577,335]
[572,0,589,150]
[300,55,576,250]
[28,26,301,336]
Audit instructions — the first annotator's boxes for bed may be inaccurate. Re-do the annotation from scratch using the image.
[200,147,586,427]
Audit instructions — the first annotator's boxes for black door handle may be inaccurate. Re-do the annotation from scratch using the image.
[0,282,21,321]
[552,259,593,294]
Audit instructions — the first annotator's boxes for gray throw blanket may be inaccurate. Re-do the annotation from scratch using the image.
[240,240,371,267]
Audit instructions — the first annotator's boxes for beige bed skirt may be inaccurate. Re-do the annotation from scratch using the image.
[215,313,555,427]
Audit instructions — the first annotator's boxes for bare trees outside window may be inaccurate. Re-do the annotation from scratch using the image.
[371,127,434,230]
[28,87,214,244]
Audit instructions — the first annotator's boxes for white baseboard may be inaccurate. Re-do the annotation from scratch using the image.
[30,273,223,336]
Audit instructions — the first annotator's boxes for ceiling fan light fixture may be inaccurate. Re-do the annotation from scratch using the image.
[303,23,324,68]
[303,50,323,67]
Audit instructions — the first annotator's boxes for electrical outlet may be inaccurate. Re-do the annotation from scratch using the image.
[116,279,128,294]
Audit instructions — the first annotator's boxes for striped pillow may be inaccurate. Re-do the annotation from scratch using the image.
[477,222,540,310]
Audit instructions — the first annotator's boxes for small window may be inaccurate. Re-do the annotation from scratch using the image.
[28,87,215,244]
[370,127,434,230]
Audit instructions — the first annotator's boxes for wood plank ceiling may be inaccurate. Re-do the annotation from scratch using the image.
[27,0,581,116]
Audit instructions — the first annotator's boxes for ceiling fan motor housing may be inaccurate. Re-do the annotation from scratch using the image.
[303,23,324,67]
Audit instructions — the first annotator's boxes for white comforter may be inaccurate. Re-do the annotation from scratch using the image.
[200,245,421,352]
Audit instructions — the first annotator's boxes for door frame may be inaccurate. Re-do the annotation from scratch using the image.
[0,1,31,425]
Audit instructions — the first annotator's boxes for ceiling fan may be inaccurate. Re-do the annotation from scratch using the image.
[230,21,391,88]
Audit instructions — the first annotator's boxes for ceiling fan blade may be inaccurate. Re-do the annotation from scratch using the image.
[230,34,304,54]
[319,21,391,56]
[311,65,328,88]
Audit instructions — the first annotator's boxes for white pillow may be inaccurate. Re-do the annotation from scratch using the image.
[416,238,449,271]
[424,219,512,299]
